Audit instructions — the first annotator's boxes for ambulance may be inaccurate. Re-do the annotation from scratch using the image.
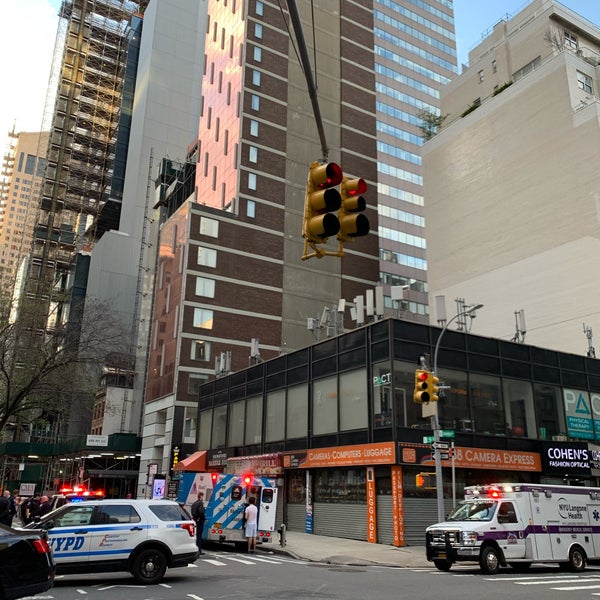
[178,472,278,547]
[426,483,600,574]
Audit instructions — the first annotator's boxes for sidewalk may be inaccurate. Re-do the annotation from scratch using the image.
[262,531,430,568]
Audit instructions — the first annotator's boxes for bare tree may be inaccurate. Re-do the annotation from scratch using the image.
[544,26,565,53]
[0,298,128,436]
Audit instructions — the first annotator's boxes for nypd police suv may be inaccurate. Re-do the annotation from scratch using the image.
[24,498,198,584]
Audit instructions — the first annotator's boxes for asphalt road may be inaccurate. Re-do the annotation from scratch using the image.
[39,551,600,600]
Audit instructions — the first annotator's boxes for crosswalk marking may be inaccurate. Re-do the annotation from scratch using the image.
[516,578,600,585]
[553,584,600,591]
[221,556,257,565]
[203,559,227,566]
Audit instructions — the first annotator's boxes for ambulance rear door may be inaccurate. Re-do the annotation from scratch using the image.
[258,486,278,532]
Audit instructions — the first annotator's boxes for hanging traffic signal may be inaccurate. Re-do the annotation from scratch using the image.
[302,161,343,259]
[428,372,440,402]
[414,369,430,404]
[337,176,369,243]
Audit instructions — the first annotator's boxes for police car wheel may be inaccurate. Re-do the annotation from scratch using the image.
[131,548,168,584]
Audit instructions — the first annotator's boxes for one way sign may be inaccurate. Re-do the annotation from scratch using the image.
[431,441,450,450]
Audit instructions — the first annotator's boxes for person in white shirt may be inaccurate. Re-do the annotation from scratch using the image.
[244,496,258,554]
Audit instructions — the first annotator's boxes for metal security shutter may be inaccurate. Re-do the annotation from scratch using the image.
[313,503,367,540]
[275,487,284,530]
[403,497,453,546]
[376,495,394,545]
[285,503,305,532]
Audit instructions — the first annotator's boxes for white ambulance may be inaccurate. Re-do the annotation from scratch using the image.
[426,483,600,574]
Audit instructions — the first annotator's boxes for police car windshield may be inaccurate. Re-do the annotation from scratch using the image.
[447,500,496,521]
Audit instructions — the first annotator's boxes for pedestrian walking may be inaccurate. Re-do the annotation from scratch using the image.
[244,496,258,554]
[23,493,41,524]
[191,492,206,554]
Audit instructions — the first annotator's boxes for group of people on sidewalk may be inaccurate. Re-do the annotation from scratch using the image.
[190,492,258,554]
[0,489,52,527]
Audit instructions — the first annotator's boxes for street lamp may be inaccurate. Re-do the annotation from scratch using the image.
[432,303,483,523]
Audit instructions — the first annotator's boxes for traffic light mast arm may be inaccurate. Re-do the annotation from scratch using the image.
[286,0,329,161]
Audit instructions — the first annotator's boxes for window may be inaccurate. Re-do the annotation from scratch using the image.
[478,69,484,83]
[249,146,258,163]
[212,405,227,448]
[286,385,307,439]
[248,173,257,190]
[193,308,213,329]
[250,120,259,137]
[251,94,260,111]
[577,71,592,94]
[96,505,141,524]
[191,340,211,361]
[256,1,264,15]
[200,216,219,238]
[492,60,497,73]
[313,375,337,435]
[245,395,263,444]
[339,368,368,430]
[265,390,285,442]
[195,276,215,297]
[252,70,261,86]
[24,154,36,175]
[197,246,217,267]
[188,374,207,395]
[254,23,263,39]
[253,46,262,62]
[513,56,541,82]
[246,200,256,218]
[228,400,245,446]
[564,30,578,50]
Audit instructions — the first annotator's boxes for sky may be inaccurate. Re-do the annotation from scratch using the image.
[1,0,600,154]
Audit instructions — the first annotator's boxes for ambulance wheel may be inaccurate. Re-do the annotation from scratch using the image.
[479,546,501,575]
[433,559,452,571]
[568,546,586,572]
[131,548,168,584]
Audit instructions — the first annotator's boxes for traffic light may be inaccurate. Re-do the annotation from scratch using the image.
[302,161,343,252]
[416,472,436,489]
[428,372,440,402]
[337,176,369,242]
[414,369,430,404]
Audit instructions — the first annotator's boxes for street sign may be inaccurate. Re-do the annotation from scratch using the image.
[439,452,450,460]
[423,435,435,444]
[431,441,450,450]
[440,430,455,439]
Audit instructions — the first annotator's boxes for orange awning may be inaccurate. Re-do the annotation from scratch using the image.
[174,450,207,472]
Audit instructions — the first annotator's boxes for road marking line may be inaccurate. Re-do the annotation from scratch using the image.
[223,556,256,565]
[203,559,227,566]
[516,578,600,585]
[246,556,283,564]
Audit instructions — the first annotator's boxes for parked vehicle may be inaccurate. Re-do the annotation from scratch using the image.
[178,472,278,547]
[0,523,55,600]
[24,498,198,584]
[426,482,600,574]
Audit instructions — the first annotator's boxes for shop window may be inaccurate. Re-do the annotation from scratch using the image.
[287,384,308,438]
[265,389,285,442]
[314,468,366,503]
[503,378,536,437]
[313,375,337,435]
[228,400,245,446]
[339,368,368,431]
[245,395,263,444]
[287,470,306,503]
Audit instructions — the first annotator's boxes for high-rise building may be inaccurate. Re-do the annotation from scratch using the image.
[0,131,48,296]
[139,0,457,480]
[423,0,600,356]
[373,0,456,321]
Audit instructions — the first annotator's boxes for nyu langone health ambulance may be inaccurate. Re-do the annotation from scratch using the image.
[426,483,600,574]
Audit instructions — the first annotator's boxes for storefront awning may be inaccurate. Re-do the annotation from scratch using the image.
[174,450,207,472]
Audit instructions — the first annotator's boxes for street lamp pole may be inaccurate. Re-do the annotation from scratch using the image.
[431,303,483,523]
